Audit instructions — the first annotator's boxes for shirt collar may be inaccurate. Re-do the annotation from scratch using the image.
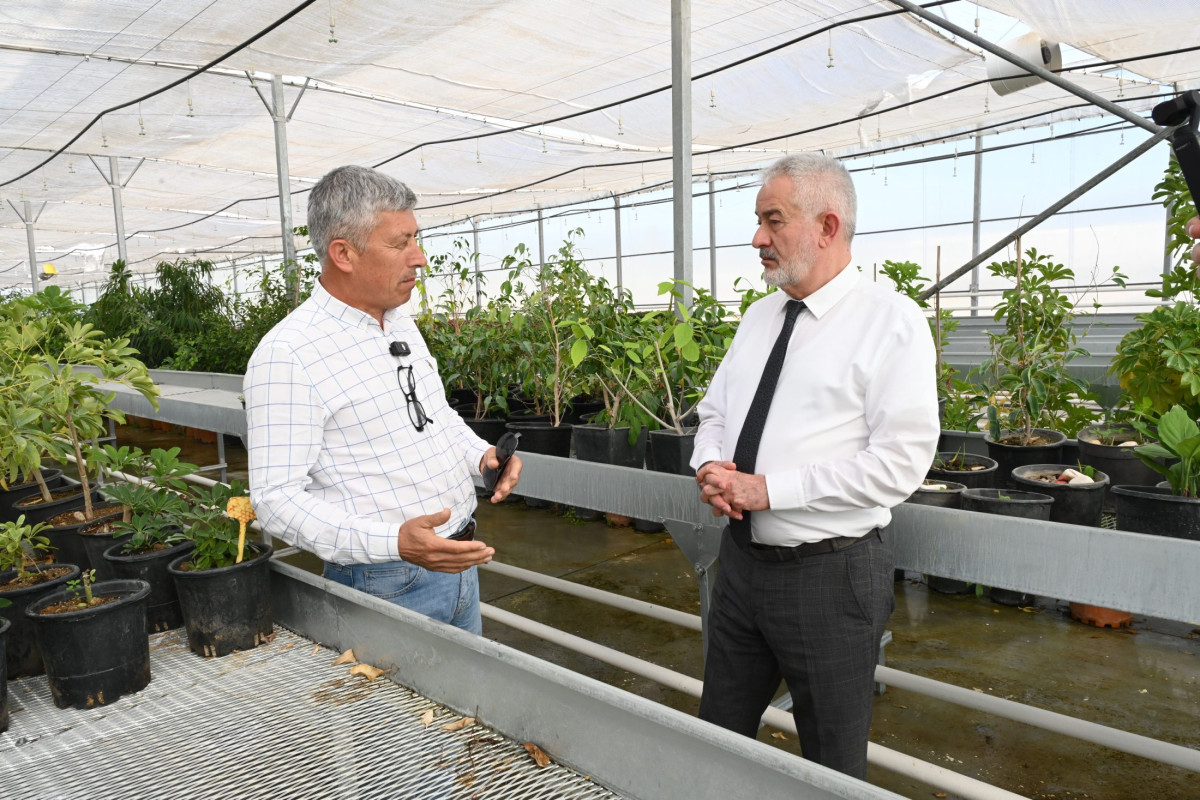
[797,264,860,320]
[312,279,409,331]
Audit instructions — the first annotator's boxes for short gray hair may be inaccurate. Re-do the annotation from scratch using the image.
[762,153,857,243]
[307,165,418,263]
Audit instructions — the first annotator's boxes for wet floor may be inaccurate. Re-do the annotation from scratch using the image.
[112,422,1200,800]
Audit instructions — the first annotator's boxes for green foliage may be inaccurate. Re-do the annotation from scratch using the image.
[881,259,963,401]
[1130,404,1200,497]
[1152,153,1199,272]
[978,248,1113,443]
[92,445,197,553]
[0,515,52,578]
[175,481,248,571]
[66,569,97,608]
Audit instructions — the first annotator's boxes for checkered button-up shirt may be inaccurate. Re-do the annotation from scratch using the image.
[244,281,489,564]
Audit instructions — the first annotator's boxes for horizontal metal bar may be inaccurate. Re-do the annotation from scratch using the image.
[270,560,887,800]
[875,666,1200,773]
[482,560,702,631]
[481,603,1022,800]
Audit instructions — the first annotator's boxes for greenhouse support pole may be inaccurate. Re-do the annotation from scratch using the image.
[536,205,545,267]
[252,74,309,299]
[671,0,694,310]
[90,156,144,266]
[890,0,1159,135]
[471,217,482,308]
[918,125,1172,301]
[969,135,983,316]
[708,175,718,299]
[613,193,624,292]
[9,199,46,291]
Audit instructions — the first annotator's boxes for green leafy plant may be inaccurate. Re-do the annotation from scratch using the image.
[175,481,249,571]
[1129,404,1200,497]
[979,248,1118,444]
[1111,155,1200,419]
[65,569,97,608]
[0,515,52,581]
[91,445,197,553]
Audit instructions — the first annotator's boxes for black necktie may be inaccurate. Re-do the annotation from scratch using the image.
[729,299,804,546]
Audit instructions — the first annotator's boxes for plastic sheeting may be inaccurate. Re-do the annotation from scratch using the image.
[0,1,1195,287]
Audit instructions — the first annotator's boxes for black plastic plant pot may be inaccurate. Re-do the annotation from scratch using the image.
[1111,485,1200,541]
[572,424,647,468]
[9,487,104,527]
[646,428,697,477]
[0,616,9,732]
[25,578,151,710]
[506,422,572,508]
[927,452,998,490]
[77,522,130,582]
[983,429,1067,490]
[462,416,509,445]
[905,479,967,509]
[169,543,274,658]
[1011,465,1109,528]
[104,539,195,633]
[1076,424,1165,513]
[0,564,82,678]
[43,510,123,573]
[0,469,65,524]
[962,488,1053,606]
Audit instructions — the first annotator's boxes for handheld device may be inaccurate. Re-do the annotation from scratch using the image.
[1153,91,1200,210]
[389,341,411,357]
[482,431,520,493]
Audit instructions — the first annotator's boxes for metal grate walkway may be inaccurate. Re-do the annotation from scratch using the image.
[1,627,623,800]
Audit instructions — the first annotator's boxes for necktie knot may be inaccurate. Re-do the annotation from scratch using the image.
[784,299,804,323]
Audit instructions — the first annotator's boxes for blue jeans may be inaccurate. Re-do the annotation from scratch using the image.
[323,559,482,635]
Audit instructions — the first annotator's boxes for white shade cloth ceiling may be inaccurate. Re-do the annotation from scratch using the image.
[0,0,1196,287]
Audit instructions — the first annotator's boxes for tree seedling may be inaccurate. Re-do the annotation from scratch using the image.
[66,569,97,609]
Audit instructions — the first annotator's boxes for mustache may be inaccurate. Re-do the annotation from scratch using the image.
[759,248,779,261]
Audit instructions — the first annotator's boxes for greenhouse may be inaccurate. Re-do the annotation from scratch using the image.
[1,2,1199,799]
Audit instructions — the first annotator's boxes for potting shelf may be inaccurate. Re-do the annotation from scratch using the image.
[0,626,623,799]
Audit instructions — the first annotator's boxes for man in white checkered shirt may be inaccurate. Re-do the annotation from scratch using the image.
[244,165,522,634]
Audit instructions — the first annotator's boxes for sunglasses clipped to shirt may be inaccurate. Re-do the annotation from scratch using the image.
[390,341,433,432]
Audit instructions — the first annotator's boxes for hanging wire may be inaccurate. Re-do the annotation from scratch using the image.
[540,127,547,153]
[709,87,717,108]
[186,80,195,117]
[475,140,481,164]
[138,103,146,136]
[328,0,338,44]
[952,144,958,177]
[617,104,624,136]
[974,2,981,35]
[101,118,109,147]
[827,30,834,68]
[1030,142,1036,164]
[420,147,426,170]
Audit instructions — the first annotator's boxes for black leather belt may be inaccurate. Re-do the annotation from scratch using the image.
[744,527,881,562]
[448,518,476,541]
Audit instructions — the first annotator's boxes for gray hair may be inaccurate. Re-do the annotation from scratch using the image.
[307,165,418,263]
[762,153,857,243]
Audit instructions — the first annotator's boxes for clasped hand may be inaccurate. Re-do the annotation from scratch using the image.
[695,460,769,519]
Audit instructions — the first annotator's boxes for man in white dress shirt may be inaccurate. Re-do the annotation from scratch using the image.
[244,165,521,634]
[690,153,939,778]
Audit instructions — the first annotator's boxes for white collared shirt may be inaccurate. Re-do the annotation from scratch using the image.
[244,281,489,565]
[691,266,939,546]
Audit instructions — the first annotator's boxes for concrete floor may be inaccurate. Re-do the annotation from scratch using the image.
[113,423,1200,800]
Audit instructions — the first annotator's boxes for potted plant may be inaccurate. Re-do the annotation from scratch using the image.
[1075,422,1162,511]
[1111,154,1200,422]
[96,446,198,631]
[24,568,152,709]
[1111,404,1200,541]
[977,248,1119,485]
[168,483,273,658]
[0,516,81,678]
[1010,464,1109,528]
[505,232,591,455]
[927,448,998,489]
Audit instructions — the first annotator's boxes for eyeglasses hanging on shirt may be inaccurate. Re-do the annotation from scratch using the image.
[390,341,433,432]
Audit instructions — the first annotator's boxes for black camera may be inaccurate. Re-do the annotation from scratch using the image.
[389,341,411,357]
[1153,91,1200,210]
[482,432,520,493]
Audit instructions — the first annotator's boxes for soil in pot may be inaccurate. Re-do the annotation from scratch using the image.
[42,509,124,573]
[11,488,105,527]
[26,578,151,709]
[0,469,65,523]
[1011,465,1109,528]
[927,452,998,490]
[169,543,274,658]
[984,428,1067,490]
[1076,423,1164,512]
[1111,485,1200,541]
[105,539,194,632]
[0,564,82,678]
[961,488,1054,606]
